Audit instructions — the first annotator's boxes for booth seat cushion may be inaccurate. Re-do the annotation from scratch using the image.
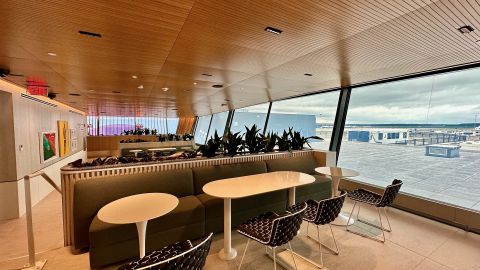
[192,161,268,195]
[88,195,205,268]
[74,169,194,250]
[265,154,319,175]
[197,191,287,233]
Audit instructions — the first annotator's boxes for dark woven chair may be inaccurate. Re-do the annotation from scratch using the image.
[301,191,347,268]
[346,179,403,242]
[237,202,307,270]
[118,233,213,270]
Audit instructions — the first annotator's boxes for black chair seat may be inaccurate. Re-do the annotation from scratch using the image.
[237,212,276,244]
[347,189,383,206]
[118,233,212,270]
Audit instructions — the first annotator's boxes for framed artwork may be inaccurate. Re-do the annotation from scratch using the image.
[70,128,78,152]
[39,131,57,163]
[58,120,70,157]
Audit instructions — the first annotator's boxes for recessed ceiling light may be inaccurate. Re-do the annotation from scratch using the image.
[202,73,212,77]
[171,108,177,110]
[47,52,57,56]
[88,89,95,92]
[458,25,474,34]
[162,87,169,92]
[193,82,197,85]
[69,93,81,96]
[225,99,231,102]
[304,73,313,76]
[112,91,121,94]
[137,85,144,89]
[221,103,227,106]
[265,26,283,35]
[131,75,138,79]
[78,30,102,38]
[184,89,191,92]
[212,84,223,88]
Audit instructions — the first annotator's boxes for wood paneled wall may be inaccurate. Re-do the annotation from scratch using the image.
[176,117,196,134]
[0,91,17,182]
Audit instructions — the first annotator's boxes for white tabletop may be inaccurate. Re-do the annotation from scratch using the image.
[315,166,360,178]
[203,171,315,199]
[147,148,177,151]
[98,193,179,224]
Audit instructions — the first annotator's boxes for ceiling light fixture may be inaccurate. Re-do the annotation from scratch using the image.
[69,93,81,96]
[265,26,283,35]
[458,25,474,34]
[131,75,138,79]
[212,84,223,88]
[47,52,57,56]
[112,91,121,94]
[304,73,313,76]
[162,87,169,91]
[88,89,95,92]
[193,82,197,85]
[202,73,212,77]
[137,85,144,89]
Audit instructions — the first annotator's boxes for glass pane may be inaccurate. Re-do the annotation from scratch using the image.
[338,68,480,211]
[230,103,270,134]
[206,111,229,138]
[267,91,340,150]
[194,115,211,144]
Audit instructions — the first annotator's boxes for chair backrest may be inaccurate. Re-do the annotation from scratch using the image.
[132,233,213,270]
[378,179,403,207]
[269,202,307,247]
[314,191,347,225]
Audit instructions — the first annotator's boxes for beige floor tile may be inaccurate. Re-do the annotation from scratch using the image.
[414,258,453,270]
[428,230,480,270]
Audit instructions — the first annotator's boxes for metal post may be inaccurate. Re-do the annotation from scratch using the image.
[223,110,235,137]
[329,88,352,162]
[205,115,213,144]
[262,102,272,135]
[24,175,36,268]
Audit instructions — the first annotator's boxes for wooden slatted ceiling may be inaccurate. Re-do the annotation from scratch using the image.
[0,0,479,117]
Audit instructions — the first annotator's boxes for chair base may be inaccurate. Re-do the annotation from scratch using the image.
[346,202,392,243]
[219,248,237,260]
[331,212,355,226]
[22,259,47,270]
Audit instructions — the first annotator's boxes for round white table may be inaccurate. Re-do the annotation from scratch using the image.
[97,193,179,258]
[315,166,360,226]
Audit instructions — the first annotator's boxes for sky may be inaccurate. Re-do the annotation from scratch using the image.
[246,67,480,125]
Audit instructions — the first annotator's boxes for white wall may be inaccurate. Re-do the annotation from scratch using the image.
[0,79,87,220]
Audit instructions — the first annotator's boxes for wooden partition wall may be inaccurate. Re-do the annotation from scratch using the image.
[176,117,196,134]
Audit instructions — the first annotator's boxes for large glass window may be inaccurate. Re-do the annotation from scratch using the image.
[230,103,270,134]
[194,115,211,144]
[338,68,480,211]
[206,111,229,138]
[266,91,340,150]
[87,116,178,136]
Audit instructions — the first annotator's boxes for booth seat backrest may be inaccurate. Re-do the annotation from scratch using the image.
[192,161,268,195]
[73,169,194,249]
[265,155,319,174]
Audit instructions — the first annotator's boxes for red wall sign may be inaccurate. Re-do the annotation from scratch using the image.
[26,77,48,96]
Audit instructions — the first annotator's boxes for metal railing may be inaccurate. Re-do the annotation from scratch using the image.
[23,171,61,270]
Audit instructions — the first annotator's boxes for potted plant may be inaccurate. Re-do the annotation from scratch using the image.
[277,128,293,151]
[289,129,323,150]
[197,131,222,157]
[223,130,244,156]
[244,124,264,154]
[261,131,278,152]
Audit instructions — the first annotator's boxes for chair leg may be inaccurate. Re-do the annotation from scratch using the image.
[317,224,324,268]
[377,208,386,243]
[306,222,310,236]
[347,203,386,243]
[328,224,340,255]
[383,208,392,232]
[287,242,298,270]
[346,201,357,232]
[272,247,277,270]
[238,239,250,270]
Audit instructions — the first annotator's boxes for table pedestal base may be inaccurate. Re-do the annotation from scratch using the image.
[218,248,237,260]
[331,212,355,226]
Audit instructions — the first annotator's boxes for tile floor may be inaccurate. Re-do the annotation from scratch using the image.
[0,192,479,270]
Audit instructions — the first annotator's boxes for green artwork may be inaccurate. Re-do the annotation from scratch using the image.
[41,132,56,162]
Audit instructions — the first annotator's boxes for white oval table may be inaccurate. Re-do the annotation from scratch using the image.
[203,171,315,261]
[315,166,360,226]
[97,193,179,258]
